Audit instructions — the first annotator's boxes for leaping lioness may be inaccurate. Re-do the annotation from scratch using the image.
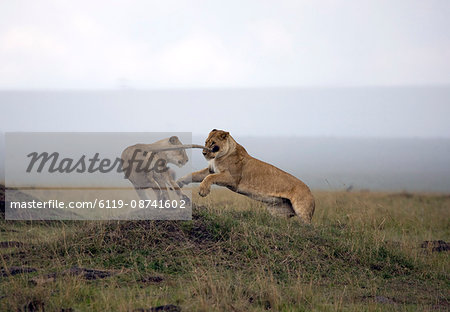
[177,129,315,223]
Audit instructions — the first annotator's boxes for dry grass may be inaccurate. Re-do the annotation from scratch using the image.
[0,188,449,311]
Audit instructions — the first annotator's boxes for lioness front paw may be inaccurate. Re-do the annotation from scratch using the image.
[177,178,188,188]
[198,184,210,197]
[176,180,185,188]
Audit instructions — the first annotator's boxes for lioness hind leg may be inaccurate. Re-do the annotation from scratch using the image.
[290,194,315,224]
[265,200,296,218]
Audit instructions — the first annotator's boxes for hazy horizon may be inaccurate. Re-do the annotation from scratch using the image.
[1,87,450,192]
[1,86,449,138]
[2,135,449,193]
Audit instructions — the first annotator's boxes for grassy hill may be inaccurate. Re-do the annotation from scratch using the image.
[0,187,449,311]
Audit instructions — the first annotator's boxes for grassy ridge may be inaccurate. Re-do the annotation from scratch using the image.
[0,189,449,311]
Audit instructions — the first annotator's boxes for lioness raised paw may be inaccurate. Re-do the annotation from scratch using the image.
[198,183,210,197]
[176,179,186,188]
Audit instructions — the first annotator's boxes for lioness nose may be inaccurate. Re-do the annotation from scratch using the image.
[202,149,207,155]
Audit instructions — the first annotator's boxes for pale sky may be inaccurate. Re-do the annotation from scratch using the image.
[0,0,449,89]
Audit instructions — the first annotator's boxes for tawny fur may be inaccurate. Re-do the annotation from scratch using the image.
[178,130,315,223]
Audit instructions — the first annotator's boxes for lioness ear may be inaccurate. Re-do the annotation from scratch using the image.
[169,136,179,144]
[219,132,229,140]
[212,129,217,132]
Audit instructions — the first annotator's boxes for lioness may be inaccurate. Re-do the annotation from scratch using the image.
[122,136,194,202]
[177,130,315,223]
